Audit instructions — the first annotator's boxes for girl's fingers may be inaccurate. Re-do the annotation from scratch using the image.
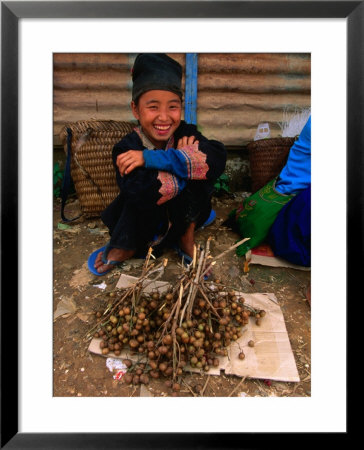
[118,155,134,172]
[119,155,142,175]
[177,138,184,149]
[177,136,200,149]
[119,161,129,176]
[125,162,137,175]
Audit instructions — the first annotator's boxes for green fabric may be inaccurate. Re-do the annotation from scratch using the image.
[230,178,295,256]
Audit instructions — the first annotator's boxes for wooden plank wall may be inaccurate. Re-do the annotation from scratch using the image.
[53,53,310,147]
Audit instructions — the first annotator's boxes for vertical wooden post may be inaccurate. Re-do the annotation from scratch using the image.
[184,53,198,125]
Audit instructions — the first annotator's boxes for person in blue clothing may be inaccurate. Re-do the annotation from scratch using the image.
[273,116,311,196]
[267,115,311,267]
[91,53,226,275]
[227,115,311,272]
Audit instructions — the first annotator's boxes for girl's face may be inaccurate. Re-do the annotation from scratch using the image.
[131,90,182,148]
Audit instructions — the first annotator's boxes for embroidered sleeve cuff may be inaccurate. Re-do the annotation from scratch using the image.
[156,171,186,205]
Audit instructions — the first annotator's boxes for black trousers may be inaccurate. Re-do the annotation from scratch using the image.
[101,181,214,256]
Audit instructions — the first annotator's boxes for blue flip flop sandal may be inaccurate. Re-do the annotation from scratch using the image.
[176,248,193,267]
[200,209,216,229]
[175,247,210,279]
[87,243,122,276]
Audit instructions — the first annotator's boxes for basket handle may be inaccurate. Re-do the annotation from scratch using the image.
[60,128,82,222]
[73,128,107,209]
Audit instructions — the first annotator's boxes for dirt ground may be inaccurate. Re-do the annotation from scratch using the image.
[53,192,311,398]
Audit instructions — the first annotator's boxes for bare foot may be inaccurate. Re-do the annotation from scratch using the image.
[94,247,135,274]
[179,222,196,258]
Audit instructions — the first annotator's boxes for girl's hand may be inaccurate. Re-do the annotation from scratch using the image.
[116,150,145,176]
[177,135,199,149]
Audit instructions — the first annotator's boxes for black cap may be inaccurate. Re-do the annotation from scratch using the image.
[131,53,183,102]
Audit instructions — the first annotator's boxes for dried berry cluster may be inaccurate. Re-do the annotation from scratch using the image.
[87,237,266,391]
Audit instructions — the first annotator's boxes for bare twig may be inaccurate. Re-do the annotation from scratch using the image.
[129,387,138,397]
[192,244,197,269]
[141,247,153,276]
[228,375,249,397]
[171,274,190,296]
[200,236,212,276]
[182,380,197,397]
[156,299,180,346]
[141,258,168,291]
[201,375,210,396]
[200,237,250,280]
[186,249,205,321]
[172,283,184,378]
[198,286,220,318]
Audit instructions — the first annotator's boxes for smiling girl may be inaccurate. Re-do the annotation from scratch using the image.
[91,53,226,275]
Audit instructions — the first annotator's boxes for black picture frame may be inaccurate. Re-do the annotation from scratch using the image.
[1,1,359,448]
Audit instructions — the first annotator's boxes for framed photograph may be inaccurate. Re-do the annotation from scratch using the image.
[2,1,360,448]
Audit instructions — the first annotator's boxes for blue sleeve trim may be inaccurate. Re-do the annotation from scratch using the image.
[143,148,189,179]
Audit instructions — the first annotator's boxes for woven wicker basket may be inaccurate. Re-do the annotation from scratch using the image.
[59,120,135,217]
[247,137,296,193]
